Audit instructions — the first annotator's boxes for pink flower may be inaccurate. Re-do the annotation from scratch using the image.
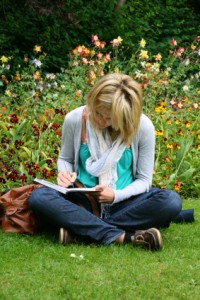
[104,53,111,62]
[174,47,184,58]
[100,41,106,49]
[96,52,103,59]
[111,36,123,47]
[92,34,99,43]
[81,57,89,65]
[171,39,177,46]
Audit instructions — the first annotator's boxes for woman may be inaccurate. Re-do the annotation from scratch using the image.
[29,73,182,250]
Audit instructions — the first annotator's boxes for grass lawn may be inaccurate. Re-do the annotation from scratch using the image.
[0,198,199,300]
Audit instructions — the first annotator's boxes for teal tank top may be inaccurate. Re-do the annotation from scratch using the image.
[76,143,134,189]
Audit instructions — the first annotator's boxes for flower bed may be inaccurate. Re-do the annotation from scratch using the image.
[0,35,199,197]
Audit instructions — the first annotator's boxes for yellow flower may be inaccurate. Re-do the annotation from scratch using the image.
[117,36,123,43]
[140,39,146,48]
[155,130,164,136]
[191,44,196,50]
[139,50,149,60]
[155,107,161,113]
[114,67,120,73]
[34,45,42,53]
[5,90,11,96]
[154,62,160,69]
[167,144,174,149]
[0,55,8,63]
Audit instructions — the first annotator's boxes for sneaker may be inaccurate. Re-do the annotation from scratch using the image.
[59,228,79,245]
[131,228,163,250]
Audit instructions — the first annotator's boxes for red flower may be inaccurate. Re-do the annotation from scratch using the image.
[51,122,60,130]
[10,114,19,123]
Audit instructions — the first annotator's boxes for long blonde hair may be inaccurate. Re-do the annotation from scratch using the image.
[86,73,142,144]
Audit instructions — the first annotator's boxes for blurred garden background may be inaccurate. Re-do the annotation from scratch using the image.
[0,0,200,198]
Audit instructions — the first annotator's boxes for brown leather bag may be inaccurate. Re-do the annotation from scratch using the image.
[0,184,41,234]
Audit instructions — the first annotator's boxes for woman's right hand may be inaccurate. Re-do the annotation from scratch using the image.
[57,171,77,188]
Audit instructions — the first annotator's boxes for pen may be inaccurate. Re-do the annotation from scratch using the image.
[68,172,77,188]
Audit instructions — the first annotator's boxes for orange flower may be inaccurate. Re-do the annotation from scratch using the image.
[75,90,82,97]
[154,53,162,61]
[174,184,181,191]
[174,179,181,192]
[89,71,96,80]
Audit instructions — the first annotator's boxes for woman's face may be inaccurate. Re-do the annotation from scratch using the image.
[93,106,112,129]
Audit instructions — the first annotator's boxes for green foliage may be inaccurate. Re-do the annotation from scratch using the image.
[0,0,199,71]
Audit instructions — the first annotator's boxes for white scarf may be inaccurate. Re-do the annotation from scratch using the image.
[85,119,126,189]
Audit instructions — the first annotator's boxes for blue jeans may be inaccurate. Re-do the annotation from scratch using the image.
[29,187,182,245]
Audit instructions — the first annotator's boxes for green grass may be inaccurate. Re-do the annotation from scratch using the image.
[0,199,199,300]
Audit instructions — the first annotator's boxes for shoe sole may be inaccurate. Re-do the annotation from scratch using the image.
[149,228,163,250]
[59,227,64,244]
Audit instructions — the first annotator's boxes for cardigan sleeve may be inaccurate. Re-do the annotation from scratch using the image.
[57,106,84,173]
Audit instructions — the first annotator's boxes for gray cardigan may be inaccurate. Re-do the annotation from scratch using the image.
[57,106,155,203]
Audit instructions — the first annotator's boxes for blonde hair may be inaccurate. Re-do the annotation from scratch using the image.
[86,73,142,144]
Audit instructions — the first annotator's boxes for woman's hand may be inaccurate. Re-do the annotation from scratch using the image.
[94,185,115,204]
[57,171,77,188]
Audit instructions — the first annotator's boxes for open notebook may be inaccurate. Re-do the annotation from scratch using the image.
[34,178,101,195]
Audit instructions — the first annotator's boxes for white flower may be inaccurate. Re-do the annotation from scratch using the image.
[52,81,58,88]
[135,70,145,79]
[30,58,42,68]
[79,255,84,260]
[70,253,76,258]
[183,59,190,66]
[195,49,200,56]
[46,73,56,80]
[183,85,189,92]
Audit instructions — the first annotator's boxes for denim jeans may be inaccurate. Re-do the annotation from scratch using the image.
[29,187,182,245]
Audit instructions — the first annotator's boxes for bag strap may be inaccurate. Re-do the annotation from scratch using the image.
[81,108,87,144]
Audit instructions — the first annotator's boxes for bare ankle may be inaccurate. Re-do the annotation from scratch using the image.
[115,233,125,244]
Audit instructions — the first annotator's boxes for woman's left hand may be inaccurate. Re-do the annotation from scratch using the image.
[94,185,115,204]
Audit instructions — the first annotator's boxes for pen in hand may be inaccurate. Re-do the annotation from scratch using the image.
[68,172,77,188]
[57,171,77,188]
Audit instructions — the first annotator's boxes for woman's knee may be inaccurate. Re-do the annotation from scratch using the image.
[161,189,182,215]
[29,187,51,209]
